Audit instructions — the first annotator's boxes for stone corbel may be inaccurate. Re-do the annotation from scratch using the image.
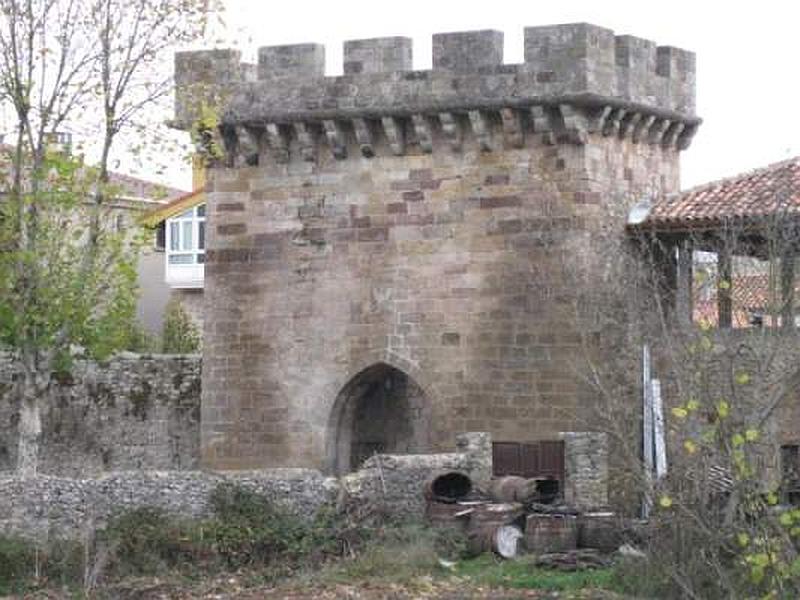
[323,120,347,159]
[353,118,374,158]
[530,106,555,145]
[438,112,462,152]
[587,106,613,135]
[602,108,626,137]
[631,115,656,144]
[661,122,685,149]
[264,122,289,164]
[648,118,671,145]
[381,116,405,156]
[411,114,433,153]
[500,108,524,149]
[558,104,588,145]
[233,125,261,167]
[293,122,316,162]
[193,125,227,167]
[220,124,238,166]
[468,110,492,152]
[618,112,642,139]
[677,123,699,151]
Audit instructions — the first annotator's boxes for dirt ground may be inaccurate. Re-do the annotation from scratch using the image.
[14,575,623,600]
[14,577,621,600]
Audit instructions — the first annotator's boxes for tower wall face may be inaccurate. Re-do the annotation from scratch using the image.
[176,24,697,470]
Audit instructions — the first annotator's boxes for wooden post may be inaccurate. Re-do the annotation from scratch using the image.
[676,239,694,325]
[781,255,795,329]
[718,247,733,329]
[650,238,677,315]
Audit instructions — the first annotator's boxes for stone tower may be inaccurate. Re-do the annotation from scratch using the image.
[173,24,698,472]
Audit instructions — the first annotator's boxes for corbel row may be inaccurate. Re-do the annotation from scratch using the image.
[212,104,698,166]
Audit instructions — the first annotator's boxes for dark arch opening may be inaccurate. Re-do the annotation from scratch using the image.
[329,362,430,475]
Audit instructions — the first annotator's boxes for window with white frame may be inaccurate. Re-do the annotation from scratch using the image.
[166,205,205,265]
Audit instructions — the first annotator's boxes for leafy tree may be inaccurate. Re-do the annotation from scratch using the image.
[0,0,216,477]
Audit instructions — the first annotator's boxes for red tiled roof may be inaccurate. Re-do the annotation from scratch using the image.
[693,273,799,328]
[635,156,800,230]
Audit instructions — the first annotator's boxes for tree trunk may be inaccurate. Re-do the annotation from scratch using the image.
[17,389,42,478]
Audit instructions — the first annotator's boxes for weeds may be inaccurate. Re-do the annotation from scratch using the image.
[455,554,615,592]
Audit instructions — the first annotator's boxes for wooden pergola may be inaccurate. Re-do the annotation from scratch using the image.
[627,157,800,329]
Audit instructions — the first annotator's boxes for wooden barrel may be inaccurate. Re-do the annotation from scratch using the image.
[578,512,620,553]
[524,514,578,553]
[423,471,473,503]
[425,500,472,531]
[467,524,523,558]
[471,502,524,525]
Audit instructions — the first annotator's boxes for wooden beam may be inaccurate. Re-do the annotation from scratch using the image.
[781,255,795,329]
[718,248,733,329]
[676,239,694,325]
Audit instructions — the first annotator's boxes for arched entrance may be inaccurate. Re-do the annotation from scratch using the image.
[329,362,430,475]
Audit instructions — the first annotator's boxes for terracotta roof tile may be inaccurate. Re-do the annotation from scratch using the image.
[693,273,799,328]
[636,156,800,230]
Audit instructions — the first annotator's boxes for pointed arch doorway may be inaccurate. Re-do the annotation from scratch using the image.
[328,362,431,475]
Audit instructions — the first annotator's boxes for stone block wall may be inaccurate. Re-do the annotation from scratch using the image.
[0,353,201,476]
[561,432,609,509]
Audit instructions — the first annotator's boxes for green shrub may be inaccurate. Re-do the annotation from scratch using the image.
[161,299,200,353]
[102,507,194,575]
[0,535,84,594]
[125,322,159,353]
[0,536,36,593]
[207,483,326,568]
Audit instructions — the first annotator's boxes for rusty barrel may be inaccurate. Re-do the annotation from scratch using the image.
[423,471,473,503]
[578,512,620,553]
[524,514,578,553]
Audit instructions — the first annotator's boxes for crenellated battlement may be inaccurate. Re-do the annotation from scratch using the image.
[174,23,698,165]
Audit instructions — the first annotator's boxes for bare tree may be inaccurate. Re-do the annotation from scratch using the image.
[568,171,800,597]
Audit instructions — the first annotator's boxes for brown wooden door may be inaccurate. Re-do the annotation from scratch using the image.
[493,441,565,482]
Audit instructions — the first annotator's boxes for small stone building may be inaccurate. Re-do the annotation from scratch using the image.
[173,24,698,480]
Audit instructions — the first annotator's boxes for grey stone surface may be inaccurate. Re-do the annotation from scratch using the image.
[561,432,609,509]
[344,37,412,75]
[433,30,504,73]
[174,23,697,134]
[258,43,325,80]
[0,353,201,475]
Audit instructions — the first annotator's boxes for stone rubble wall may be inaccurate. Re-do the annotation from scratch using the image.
[342,432,493,515]
[0,433,492,542]
[0,431,611,541]
[0,470,337,542]
[0,353,201,475]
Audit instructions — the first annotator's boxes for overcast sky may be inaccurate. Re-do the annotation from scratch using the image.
[169,0,798,191]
